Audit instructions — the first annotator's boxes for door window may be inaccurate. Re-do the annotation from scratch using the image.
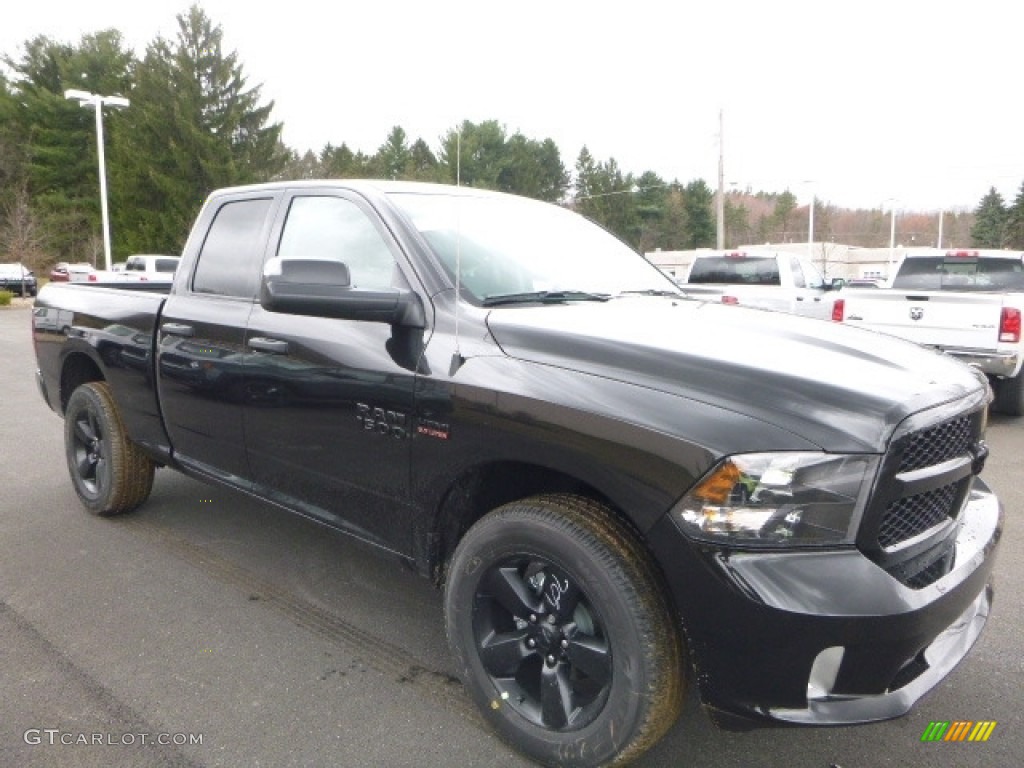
[276,196,399,290]
[192,198,274,298]
[789,257,807,288]
[801,258,825,289]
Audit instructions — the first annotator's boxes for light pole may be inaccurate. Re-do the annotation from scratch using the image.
[804,180,815,261]
[64,89,130,271]
[885,198,900,277]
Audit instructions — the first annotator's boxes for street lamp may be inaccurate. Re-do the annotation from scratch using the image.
[64,89,130,271]
[885,198,900,277]
[804,180,815,261]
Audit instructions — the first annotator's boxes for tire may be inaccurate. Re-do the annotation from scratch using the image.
[994,372,1023,417]
[64,381,155,515]
[445,494,685,767]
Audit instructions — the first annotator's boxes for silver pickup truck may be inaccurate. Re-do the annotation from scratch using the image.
[834,248,1024,416]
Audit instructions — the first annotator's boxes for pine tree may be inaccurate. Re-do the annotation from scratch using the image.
[111,5,285,255]
[2,31,135,263]
[970,187,1007,248]
[682,180,715,248]
[1004,181,1024,249]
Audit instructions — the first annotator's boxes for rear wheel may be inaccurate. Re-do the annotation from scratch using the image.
[994,371,1023,417]
[445,494,684,767]
[64,381,155,515]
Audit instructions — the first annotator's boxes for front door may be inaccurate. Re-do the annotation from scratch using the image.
[242,190,426,555]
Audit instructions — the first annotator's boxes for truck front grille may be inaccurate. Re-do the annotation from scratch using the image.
[897,415,972,473]
[863,403,987,589]
[878,482,959,549]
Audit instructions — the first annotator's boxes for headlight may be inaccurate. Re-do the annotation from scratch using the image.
[671,452,879,547]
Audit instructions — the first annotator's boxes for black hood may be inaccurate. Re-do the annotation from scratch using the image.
[486,297,987,452]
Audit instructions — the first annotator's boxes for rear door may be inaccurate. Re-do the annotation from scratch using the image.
[242,188,425,555]
[157,192,278,484]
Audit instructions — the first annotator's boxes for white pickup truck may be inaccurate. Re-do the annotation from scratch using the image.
[677,249,843,320]
[834,248,1024,415]
[71,254,180,284]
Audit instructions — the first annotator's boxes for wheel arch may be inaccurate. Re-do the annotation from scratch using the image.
[60,351,104,414]
[429,461,665,592]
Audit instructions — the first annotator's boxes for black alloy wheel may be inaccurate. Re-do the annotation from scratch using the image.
[70,403,108,499]
[64,381,155,515]
[473,555,612,731]
[445,494,685,767]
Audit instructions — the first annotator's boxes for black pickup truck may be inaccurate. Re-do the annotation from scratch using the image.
[33,180,1002,767]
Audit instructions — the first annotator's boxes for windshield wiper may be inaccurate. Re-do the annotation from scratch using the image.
[482,290,611,307]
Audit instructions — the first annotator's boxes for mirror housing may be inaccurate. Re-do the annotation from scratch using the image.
[261,258,425,328]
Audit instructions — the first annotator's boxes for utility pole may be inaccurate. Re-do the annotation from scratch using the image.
[716,109,725,249]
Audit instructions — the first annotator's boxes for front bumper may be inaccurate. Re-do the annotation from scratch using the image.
[647,478,1002,726]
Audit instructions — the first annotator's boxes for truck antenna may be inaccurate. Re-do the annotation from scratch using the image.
[449,126,466,376]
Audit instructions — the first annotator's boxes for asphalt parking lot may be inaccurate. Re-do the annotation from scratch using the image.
[1,303,1021,767]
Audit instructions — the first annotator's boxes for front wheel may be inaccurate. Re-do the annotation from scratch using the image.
[64,381,155,515]
[445,494,685,767]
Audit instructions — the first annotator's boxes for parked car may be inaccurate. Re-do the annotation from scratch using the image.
[50,262,96,282]
[76,254,181,284]
[0,263,37,296]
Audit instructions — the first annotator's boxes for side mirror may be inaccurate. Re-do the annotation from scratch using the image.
[261,258,425,328]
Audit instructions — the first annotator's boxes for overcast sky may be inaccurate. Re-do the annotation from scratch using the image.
[3,0,1022,212]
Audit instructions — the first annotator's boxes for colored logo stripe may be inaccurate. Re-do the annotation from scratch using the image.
[921,721,996,742]
[969,722,997,742]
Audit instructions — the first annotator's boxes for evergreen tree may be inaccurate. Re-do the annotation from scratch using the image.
[682,180,715,248]
[111,5,285,255]
[772,189,798,241]
[2,31,134,263]
[407,138,441,181]
[320,142,371,177]
[970,187,1007,248]
[573,148,637,245]
[373,126,411,180]
[437,120,567,200]
[1004,181,1024,249]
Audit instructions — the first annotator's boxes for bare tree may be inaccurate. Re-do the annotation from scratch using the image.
[0,186,48,274]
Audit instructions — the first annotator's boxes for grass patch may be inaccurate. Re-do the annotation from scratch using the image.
[0,290,13,306]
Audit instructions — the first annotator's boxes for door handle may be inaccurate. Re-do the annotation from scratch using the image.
[161,322,194,337]
[796,297,805,301]
[249,337,289,355]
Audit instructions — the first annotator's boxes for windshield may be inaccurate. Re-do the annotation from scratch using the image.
[388,191,676,303]
[892,257,1024,292]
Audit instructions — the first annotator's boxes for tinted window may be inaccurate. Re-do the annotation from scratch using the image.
[276,196,397,290]
[892,257,1024,292]
[687,256,781,285]
[193,198,273,298]
[156,258,179,273]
